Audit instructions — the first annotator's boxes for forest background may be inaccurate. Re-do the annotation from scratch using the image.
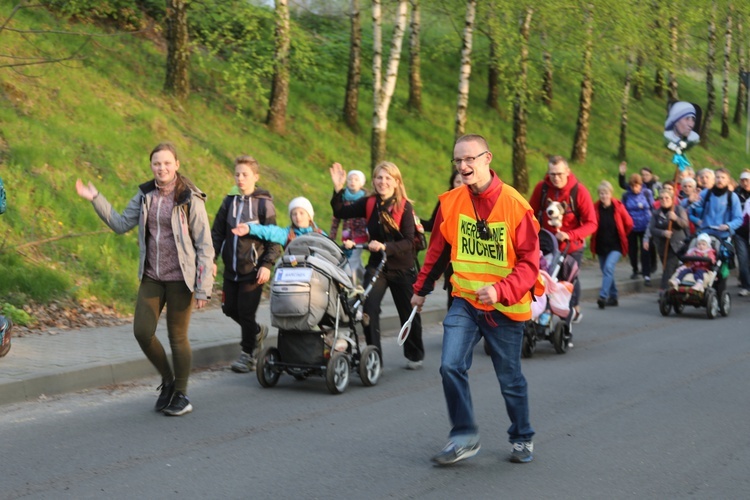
[1,0,749,327]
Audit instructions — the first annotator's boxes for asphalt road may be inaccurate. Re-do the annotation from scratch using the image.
[1,292,749,499]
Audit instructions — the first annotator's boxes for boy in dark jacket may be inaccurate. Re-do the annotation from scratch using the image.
[211,156,282,373]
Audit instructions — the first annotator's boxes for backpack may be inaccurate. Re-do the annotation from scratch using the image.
[365,196,427,253]
[0,175,6,215]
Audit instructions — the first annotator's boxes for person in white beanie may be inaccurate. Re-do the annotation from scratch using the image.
[330,170,369,286]
[664,101,700,155]
[669,232,716,292]
[232,196,327,247]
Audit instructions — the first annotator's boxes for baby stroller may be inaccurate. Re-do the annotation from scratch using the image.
[659,233,732,319]
[522,229,579,357]
[256,233,384,394]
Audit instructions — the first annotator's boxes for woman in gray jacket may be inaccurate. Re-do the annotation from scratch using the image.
[76,142,214,416]
[644,190,690,294]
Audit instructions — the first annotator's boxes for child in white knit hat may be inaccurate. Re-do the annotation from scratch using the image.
[330,169,368,286]
[232,196,327,246]
[669,233,716,292]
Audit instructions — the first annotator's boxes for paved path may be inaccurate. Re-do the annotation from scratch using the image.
[0,260,650,405]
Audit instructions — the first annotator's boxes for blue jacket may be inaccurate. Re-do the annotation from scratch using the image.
[622,188,654,232]
[691,188,743,239]
[248,223,327,247]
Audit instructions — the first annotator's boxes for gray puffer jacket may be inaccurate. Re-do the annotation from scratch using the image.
[91,174,215,300]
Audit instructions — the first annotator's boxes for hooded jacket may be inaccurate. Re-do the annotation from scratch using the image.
[211,188,282,281]
[529,171,597,253]
[91,173,214,300]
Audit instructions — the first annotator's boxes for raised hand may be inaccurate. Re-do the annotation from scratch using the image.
[75,179,98,201]
[329,162,347,191]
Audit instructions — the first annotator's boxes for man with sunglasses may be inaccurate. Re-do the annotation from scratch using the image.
[411,134,542,466]
[529,156,597,326]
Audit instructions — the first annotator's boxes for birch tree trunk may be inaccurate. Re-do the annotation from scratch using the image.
[701,1,718,143]
[407,0,422,112]
[371,0,408,170]
[667,16,679,102]
[618,54,634,161]
[164,0,189,101]
[733,18,746,125]
[454,0,477,140]
[632,52,644,100]
[266,0,291,134]
[541,31,553,107]
[512,7,533,193]
[571,4,594,164]
[721,8,733,138]
[343,0,362,131]
[487,32,500,110]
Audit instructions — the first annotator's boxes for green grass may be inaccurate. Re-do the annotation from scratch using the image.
[1,2,748,314]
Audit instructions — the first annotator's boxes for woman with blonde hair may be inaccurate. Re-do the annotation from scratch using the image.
[329,161,424,369]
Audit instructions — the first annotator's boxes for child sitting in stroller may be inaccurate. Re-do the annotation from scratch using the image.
[669,232,716,292]
[232,196,327,244]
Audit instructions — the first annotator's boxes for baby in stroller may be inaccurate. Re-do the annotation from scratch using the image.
[522,229,579,357]
[669,232,715,292]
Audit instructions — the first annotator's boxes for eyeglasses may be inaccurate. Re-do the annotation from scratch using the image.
[452,151,488,168]
[548,172,567,178]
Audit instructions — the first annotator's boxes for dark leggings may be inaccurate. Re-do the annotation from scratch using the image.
[628,231,651,277]
[222,277,264,354]
[363,267,424,364]
[133,277,194,393]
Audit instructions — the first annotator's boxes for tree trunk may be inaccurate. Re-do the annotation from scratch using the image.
[618,54,634,162]
[454,0,477,141]
[370,0,408,169]
[632,52,644,101]
[343,0,362,131]
[654,68,664,97]
[721,8,733,138]
[701,1,717,144]
[487,33,500,110]
[512,7,533,194]
[266,0,291,134]
[541,31,553,107]
[667,15,679,102]
[406,0,422,112]
[571,4,594,164]
[733,18,746,126]
[164,0,189,101]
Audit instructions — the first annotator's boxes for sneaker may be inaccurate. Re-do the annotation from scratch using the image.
[669,278,680,290]
[231,352,254,373]
[431,441,481,466]
[154,380,175,412]
[739,289,750,297]
[406,360,423,370]
[510,441,534,463]
[644,276,652,287]
[606,297,618,307]
[572,309,583,324]
[162,391,193,416]
[692,282,704,292]
[597,298,606,309]
[630,272,639,280]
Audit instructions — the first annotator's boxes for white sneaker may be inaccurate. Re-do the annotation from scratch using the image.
[572,310,583,324]
[739,289,750,297]
[406,360,423,370]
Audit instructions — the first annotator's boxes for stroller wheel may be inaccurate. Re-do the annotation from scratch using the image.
[673,300,684,315]
[326,352,350,394]
[256,347,281,388]
[552,321,568,354]
[658,296,672,317]
[705,289,719,319]
[719,290,731,317]
[358,346,381,387]
[521,332,535,358]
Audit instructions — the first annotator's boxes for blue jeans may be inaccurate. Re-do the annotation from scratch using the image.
[733,234,750,290]
[597,251,621,300]
[440,298,534,446]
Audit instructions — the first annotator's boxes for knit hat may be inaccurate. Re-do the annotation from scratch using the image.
[740,172,750,181]
[665,101,696,131]
[347,170,366,186]
[288,197,314,220]
[697,233,711,245]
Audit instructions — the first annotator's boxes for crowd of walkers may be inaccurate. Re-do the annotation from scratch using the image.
[70,137,749,470]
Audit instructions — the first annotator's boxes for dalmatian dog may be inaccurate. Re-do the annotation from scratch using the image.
[545,200,566,228]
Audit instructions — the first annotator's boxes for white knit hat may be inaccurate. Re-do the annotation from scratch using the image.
[288,197,314,220]
[347,170,366,186]
[665,101,696,131]
[697,233,711,245]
